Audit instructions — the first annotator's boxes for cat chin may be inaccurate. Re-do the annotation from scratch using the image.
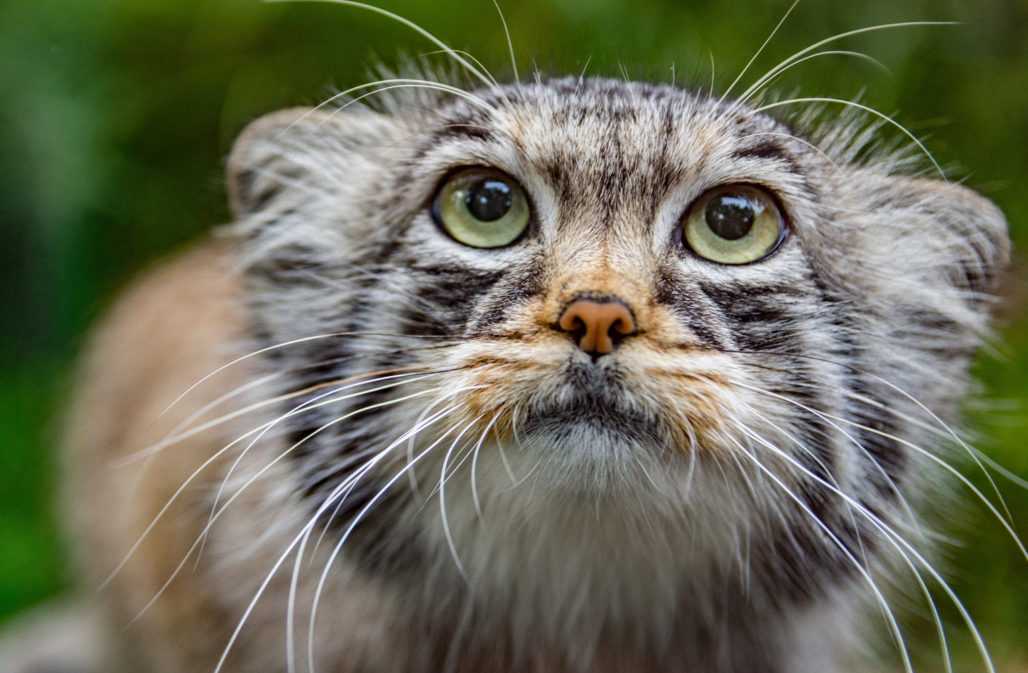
[454,421,700,507]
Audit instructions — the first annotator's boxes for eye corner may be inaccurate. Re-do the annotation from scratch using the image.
[679,183,790,266]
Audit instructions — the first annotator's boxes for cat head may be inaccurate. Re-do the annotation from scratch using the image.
[226,76,1008,603]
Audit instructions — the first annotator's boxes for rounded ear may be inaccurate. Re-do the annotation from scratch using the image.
[227,107,314,218]
[892,178,1010,296]
[848,172,1010,299]
[226,106,400,219]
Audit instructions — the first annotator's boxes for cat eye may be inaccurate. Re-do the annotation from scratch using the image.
[682,185,786,265]
[432,168,530,248]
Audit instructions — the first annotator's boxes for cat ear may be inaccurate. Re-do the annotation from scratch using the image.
[227,106,399,219]
[852,174,1010,299]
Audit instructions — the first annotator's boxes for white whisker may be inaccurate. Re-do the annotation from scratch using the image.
[723,432,915,673]
[737,49,890,107]
[735,20,956,108]
[119,385,448,617]
[734,419,992,673]
[753,97,946,179]
[733,380,1026,558]
[265,0,497,92]
[718,0,800,105]
[306,395,480,673]
[492,0,519,82]
[439,415,487,580]
[470,413,501,519]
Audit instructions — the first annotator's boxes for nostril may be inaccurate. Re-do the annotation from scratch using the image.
[567,316,587,342]
[609,316,633,347]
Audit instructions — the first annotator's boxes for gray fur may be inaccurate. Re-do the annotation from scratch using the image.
[213,70,1010,673]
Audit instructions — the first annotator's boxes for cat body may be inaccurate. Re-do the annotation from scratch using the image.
[45,73,1008,673]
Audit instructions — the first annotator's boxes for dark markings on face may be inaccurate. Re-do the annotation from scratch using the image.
[466,253,547,336]
[240,76,985,613]
[732,139,788,162]
[429,122,496,146]
[693,279,809,354]
[653,267,730,350]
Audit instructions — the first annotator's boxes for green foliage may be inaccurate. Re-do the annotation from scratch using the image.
[0,0,1025,666]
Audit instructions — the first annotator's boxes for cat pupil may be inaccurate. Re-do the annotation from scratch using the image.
[705,194,754,240]
[466,179,513,222]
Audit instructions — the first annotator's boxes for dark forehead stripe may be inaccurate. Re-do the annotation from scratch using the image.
[732,139,789,161]
[428,122,496,145]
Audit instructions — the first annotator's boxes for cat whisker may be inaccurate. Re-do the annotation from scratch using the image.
[837,384,1025,502]
[124,347,461,467]
[718,0,800,105]
[284,398,464,673]
[752,96,947,179]
[109,381,449,599]
[120,361,447,467]
[738,404,881,569]
[160,331,455,417]
[499,402,524,485]
[732,378,1027,559]
[202,371,449,548]
[439,415,489,581]
[190,369,447,567]
[862,370,1019,522]
[216,422,437,673]
[265,0,497,93]
[706,52,715,97]
[317,79,497,125]
[728,348,1020,530]
[734,419,996,673]
[417,49,500,88]
[162,372,284,446]
[735,20,957,107]
[471,413,502,519]
[305,445,386,555]
[309,393,477,557]
[406,388,457,499]
[142,387,461,637]
[306,394,481,673]
[736,421,952,671]
[491,0,519,83]
[736,372,926,541]
[721,431,916,673]
[737,49,890,107]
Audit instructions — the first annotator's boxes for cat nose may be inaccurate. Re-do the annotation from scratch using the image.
[557,296,638,357]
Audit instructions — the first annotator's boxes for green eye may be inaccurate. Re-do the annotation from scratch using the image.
[432,168,530,248]
[682,185,786,265]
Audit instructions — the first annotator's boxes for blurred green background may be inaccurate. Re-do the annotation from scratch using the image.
[0,0,1024,669]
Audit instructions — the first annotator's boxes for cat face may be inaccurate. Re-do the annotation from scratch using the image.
[228,77,1007,600]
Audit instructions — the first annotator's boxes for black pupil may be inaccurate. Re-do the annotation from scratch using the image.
[705,193,755,240]
[465,179,514,222]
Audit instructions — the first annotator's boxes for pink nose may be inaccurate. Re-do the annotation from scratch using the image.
[557,297,637,355]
